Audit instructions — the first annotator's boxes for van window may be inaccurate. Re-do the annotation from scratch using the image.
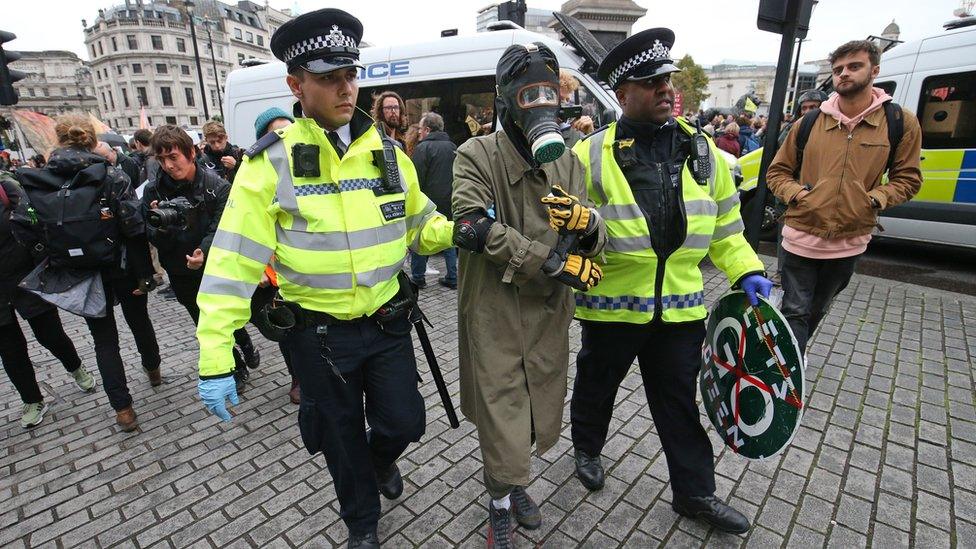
[875,80,897,96]
[358,76,495,147]
[917,71,976,149]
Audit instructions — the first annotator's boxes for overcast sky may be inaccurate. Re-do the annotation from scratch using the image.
[1,0,963,67]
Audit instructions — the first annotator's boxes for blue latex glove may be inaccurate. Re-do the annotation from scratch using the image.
[741,274,774,306]
[198,377,239,422]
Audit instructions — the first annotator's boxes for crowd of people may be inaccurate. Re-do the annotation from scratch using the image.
[0,8,922,547]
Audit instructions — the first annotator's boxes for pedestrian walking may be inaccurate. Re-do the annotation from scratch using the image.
[409,112,458,289]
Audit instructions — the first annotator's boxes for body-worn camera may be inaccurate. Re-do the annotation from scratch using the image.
[147,196,201,231]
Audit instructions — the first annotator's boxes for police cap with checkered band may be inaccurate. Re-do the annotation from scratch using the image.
[270,8,364,74]
[598,28,680,90]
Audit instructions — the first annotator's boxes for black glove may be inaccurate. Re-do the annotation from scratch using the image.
[541,250,603,291]
[452,213,494,253]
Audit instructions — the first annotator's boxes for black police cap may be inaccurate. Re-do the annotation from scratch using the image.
[598,28,680,90]
[270,8,364,74]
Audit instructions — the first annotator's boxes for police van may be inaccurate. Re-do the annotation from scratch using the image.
[223,15,621,150]
[738,18,976,248]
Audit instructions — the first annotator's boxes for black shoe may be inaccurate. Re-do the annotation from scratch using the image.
[438,277,457,290]
[347,531,380,549]
[510,486,541,530]
[232,346,248,393]
[672,494,751,535]
[487,501,515,549]
[157,286,176,300]
[411,278,427,289]
[574,450,605,491]
[239,341,261,369]
[375,462,403,500]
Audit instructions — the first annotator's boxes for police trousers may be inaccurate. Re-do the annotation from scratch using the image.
[570,319,716,498]
[287,315,425,536]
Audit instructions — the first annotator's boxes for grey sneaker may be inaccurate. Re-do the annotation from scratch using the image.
[72,367,96,392]
[21,402,48,428]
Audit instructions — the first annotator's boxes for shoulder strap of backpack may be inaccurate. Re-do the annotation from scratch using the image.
[794,108,822,177]
[883,101,904,175]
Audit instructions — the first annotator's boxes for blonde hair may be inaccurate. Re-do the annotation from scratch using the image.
[724,122,740,136]
[54,114,97,150]
[202,120,227,138]
[559,69,579,94]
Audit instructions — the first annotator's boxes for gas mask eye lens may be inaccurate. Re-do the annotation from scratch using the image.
[517,83,560,108]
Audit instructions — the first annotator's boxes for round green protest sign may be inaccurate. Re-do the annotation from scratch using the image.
[700,291,805,460]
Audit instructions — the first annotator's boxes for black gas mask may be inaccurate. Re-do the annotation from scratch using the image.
[496,42,565,165]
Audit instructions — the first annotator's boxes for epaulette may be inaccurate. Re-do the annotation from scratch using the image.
[244,130,282,158]
[580,123,611,141]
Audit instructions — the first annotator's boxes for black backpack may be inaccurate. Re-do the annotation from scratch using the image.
[16,162,121,269]
[794,101,904,177]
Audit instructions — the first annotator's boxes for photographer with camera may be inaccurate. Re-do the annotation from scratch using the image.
[12,114,157,432]
[142,125,259,392]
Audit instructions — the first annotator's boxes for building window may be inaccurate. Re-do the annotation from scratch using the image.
[122,88,130,108]
[95,70,101,81]
[116,65,123,75]
[28,88,35,97]
[90,44,97,58]
[100,91,106,108]
[210,89,217,107]
[156,63,168,74]
[127,117,133,127]
[246,31,253,44]
[184,87,195,107]
[237,53,245,64]
[217,46,224,58]
[207,68,213,77]
[220,70,226,80]
[176,38,186,53]
[108,90,115,110]
[181,65,190,76]
[190,116,199,125]
[61,87,67,96]
[257,35,264,47]
[111,37,118,51]
[147,116,152,126]
[160,86,173,107]
[132,63,142,74]
[234,28,242,40]
[127,34,137,49]
[918,71,976,149]
[137,86,148,106]
[165,116,177,125]
[248,17,256,26]
[151,35,163,50]
[97,41,104,56]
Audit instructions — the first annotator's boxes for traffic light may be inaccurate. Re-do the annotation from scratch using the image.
[1,30,26,106]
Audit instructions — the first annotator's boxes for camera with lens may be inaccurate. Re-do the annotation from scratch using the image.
[147,196,201,231]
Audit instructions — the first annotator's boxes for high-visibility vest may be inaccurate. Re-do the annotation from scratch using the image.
[196,116,452,378]
[572,118,764,324]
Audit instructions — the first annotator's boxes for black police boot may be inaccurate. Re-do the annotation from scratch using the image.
[347,531,380,549]
[510,486,542,530]
[232,346,248,394]
[375,462,403,500]
[672,494,751,535]
[239,340,260,369]
[574,450,605,491]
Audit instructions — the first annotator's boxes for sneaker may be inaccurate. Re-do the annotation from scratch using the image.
[71,367,97,392]
[510,486,542,530]
[487,501,515,549]
[20,402,48,429]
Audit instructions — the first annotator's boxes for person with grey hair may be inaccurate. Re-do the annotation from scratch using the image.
[409,111,459,289]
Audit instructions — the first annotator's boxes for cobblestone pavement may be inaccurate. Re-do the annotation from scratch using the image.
[1,254,974,548]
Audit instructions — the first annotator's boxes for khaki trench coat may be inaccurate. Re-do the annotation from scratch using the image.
[452,130,605,485]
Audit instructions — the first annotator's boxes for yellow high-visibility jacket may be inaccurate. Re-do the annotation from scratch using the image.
[197,112,453,378]
[572,118,764,324]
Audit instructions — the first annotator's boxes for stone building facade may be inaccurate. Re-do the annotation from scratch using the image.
[5,51,99,116]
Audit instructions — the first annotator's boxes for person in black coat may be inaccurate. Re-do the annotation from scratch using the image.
[408,112,458,289]
[201,120,243,183]
[0,170,92,429]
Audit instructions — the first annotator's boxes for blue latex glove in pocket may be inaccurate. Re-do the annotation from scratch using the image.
[741,274,774,306]
[198,377,239,421]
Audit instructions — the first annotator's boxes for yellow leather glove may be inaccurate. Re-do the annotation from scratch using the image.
[556,254,603,291]
[542,185,591,234]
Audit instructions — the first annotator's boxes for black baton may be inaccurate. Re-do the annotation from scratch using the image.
[411,308,460,429]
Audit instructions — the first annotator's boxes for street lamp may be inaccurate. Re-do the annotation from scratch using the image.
[199,17,223,118]
[185,0,210,120]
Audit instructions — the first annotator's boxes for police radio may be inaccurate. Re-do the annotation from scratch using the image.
[373,129,403,196]
[689,120,711,186]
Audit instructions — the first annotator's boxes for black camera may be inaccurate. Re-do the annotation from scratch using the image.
[147,196,200,231]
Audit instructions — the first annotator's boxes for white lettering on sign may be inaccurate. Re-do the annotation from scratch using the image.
[726,424,744,449]
[713,317,743,379]
[730,381,774,438]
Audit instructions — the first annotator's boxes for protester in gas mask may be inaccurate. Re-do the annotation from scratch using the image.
[452,42,606,547]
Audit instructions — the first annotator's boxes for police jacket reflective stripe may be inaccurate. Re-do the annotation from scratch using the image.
[572,118,764,324]
[196,111,452,378]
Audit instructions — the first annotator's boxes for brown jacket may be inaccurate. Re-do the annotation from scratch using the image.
[452,130,605,485]
[767,105,922,239]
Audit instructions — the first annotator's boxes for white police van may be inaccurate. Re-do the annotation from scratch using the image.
[223,16,621,149]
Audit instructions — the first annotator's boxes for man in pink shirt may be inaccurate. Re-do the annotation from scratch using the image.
[766,40,922,354]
